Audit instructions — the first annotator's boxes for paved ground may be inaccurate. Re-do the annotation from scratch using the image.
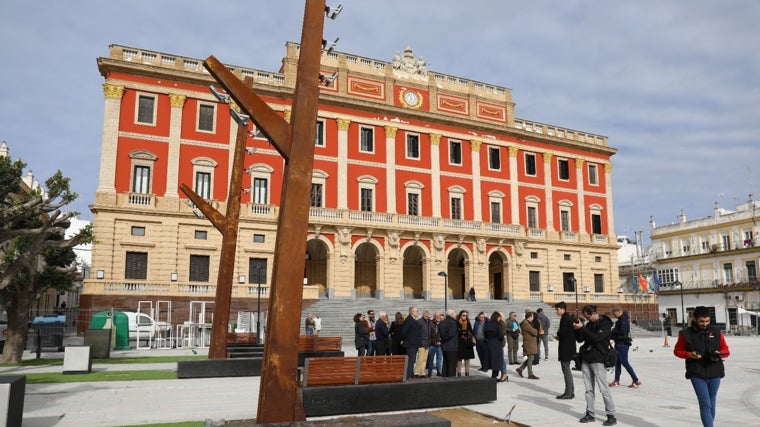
[4,335,759,426]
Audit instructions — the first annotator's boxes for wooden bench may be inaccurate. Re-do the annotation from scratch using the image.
[302,355,407,387]
[298,335,342,352]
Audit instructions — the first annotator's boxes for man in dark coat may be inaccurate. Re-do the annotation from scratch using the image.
[573,304,617,426]
[401,306,421,380]
[554,301,576,399]
[438,308,459,377]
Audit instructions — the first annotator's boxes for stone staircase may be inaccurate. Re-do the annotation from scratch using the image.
[300,298,561,341]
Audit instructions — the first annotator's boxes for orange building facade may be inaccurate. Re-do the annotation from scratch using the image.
[84,43,619,327]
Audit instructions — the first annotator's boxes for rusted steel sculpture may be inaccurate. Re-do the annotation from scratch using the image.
[179,111,249,359]
[203,0,326,422]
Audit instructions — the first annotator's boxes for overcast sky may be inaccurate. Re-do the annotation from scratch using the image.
[1,1,758,244]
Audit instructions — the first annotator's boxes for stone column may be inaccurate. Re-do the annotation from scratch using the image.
[96,84,124,205]
[430,134,442,217]
[165,93,186,199]
[543,152,554,231]
[470,140,482,222]
[336,118,351,210]
[575,158,587,234]
[385,126,398,214]
[508,146,519,224]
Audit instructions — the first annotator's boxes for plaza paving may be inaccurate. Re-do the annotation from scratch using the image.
[5,335,759,426]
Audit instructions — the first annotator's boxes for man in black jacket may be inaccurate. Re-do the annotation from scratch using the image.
[401,306,421,380]
[573,304,617,426]
[554,302,576,399]
[438,308,459,377]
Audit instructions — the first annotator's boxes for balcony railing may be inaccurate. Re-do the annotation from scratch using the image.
[128,192,155,206]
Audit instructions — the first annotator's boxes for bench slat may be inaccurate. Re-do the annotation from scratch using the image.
[303,357,358,387]
[358,355,407,384]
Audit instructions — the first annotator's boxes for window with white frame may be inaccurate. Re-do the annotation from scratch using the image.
[406,133,420,159]
[315,120,325,146]
[525,196,540,229]
[195,172,211,199]
[558,200,573,231]
[358,175,378,212]
[449,139,462,165]
[721,234,731,251]
[405,181,423,216]
[310,170,328,208]
[488,190,505,224]
[448,185,465,220]
[589,204,603,234]
[253,178,268,204]
[588,163,598,185]
[525,152,537,176]
[723,262,733,283]
[197,103,216,132]
[136,93,157,125]
[191,157,217,200]
[360,126,374,152]
[247,164,274,205]
[129,150,157,194]
[558,158,570,181]
[488,146,501,170]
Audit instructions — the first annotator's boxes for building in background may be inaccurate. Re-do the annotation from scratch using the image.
[85,43,623,333]
[652,199,760,334]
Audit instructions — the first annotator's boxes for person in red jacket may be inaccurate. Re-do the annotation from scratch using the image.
[673,306,730,427]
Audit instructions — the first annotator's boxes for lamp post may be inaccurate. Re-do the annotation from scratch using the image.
[568,276,578,316]
[675,279,685,330]
[438,271,448,314]
[256,265,263,344]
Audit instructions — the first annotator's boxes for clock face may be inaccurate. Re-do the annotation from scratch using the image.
[401,89,421,109]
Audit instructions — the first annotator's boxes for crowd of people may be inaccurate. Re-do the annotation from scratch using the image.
[304,302,730,427]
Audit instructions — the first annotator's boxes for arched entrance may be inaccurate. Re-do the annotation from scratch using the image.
[446,249,468,299]
[402,246,424,299]
[488,252,508,300]
[305,239,329,297]
[354,242,378,298]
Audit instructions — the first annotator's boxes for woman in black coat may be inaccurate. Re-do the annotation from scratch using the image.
[456,310,475,376]
[354,313,369,356]
[484,311,508,382]
[389,311,406,355]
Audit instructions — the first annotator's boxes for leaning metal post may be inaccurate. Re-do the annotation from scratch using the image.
[203,1,326,422]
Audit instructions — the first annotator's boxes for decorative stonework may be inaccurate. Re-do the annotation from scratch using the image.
[471,140,482,152]
[391,46,428,80]
[283,109,291,123]
[543,152,553,164]
[385,126,398,138]
[508,146,518,157]
[575,158,585,168]
[604,163,613,173]
[430,134,441,145]
[337,118,351,131]
[168,93,186,108]
[103,84,125,99]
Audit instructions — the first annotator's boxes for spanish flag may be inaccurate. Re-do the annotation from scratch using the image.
[638,273,648,293]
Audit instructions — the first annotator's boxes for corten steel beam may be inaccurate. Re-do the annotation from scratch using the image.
[179,100,249,359]
[204,0,325,422]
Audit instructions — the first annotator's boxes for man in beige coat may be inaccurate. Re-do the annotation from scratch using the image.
[516,311,539,379]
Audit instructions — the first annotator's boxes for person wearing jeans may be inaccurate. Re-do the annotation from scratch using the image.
[609,306,641,388]
[674,306,730,427]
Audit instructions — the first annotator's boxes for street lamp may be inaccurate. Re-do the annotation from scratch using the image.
[675,279,685,330]
[568,276,578,316]
[438,271,448,313]
[256,265,263,344]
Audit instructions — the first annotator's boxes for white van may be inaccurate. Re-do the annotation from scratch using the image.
[123,312,157,342]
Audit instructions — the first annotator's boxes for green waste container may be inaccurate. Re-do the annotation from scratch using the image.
[90,310,130,350]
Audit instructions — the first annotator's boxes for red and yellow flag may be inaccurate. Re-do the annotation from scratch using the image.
[638,273,648,293]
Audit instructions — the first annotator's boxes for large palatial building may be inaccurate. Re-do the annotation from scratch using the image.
[84,43,621,328]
